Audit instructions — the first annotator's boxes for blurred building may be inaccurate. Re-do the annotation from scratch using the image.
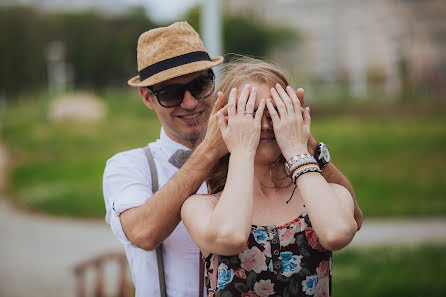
[225,0,446,98]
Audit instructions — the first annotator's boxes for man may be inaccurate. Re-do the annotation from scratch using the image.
[103,21,362,297]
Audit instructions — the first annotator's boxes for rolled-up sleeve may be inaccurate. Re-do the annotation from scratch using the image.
[103,150,153,245]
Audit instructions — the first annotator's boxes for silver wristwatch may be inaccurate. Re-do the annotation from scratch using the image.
[315,142,330,168]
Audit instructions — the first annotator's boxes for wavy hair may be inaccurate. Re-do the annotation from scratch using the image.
[207,56,293,194]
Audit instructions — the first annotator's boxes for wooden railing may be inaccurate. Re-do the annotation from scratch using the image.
[73,252,132,297]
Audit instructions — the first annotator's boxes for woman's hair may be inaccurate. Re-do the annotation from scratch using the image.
[207,56,292,194]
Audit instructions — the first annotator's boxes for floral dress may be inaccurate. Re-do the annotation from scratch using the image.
[204,213,332,297]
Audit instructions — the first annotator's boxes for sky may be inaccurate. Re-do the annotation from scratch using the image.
[5,0,200,22]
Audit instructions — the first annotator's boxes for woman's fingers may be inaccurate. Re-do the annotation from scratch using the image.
[266,98,280,123]
[227,88,237,117]
[237,84,250,114]
[245,87,256,115]
[270,87,287,118]
[286,86,303,120]
[275,84,294,114]
[254,99,266,122]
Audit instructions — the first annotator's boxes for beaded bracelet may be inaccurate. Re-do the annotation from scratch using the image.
[289,161,319,178]
[285,153,318,176]
[292,164,322,184]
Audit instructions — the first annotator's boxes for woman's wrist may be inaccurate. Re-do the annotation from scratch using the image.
[230,148,256,160]
[282,146,309,161]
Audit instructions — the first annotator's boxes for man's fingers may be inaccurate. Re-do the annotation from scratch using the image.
[217,111,227,134]
[296,88,305,107]
[228,88,237,117]
[211,92,225,115]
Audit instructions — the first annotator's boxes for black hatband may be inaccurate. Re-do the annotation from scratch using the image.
[139,51,211,81]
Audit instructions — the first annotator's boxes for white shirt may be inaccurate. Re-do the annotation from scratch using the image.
[103,128,207,297]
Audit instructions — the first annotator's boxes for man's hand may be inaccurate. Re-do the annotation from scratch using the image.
[201,92,229,158]
[295,88,318,155]
[296,87,363,230]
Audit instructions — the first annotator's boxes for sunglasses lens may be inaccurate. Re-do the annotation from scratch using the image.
[157,86,185,107]
[154,72,215,108]
[189,75,215,99]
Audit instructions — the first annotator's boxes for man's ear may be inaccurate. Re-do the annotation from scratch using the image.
[140,87,154,110]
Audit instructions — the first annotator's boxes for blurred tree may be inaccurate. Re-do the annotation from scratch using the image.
[186,6,298,60]
[0,5,296,99]
[0,5,155,98]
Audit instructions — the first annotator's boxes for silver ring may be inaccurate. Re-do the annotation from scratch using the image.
[244,111,253,115]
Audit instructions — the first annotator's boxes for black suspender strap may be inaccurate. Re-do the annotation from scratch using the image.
[142,146,166,297]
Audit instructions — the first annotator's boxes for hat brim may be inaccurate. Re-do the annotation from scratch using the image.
[128,56,223,87]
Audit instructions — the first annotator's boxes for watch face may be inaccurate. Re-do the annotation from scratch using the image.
[321,145,330,162]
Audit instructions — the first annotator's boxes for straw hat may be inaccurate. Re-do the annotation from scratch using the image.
[128,21,224,87]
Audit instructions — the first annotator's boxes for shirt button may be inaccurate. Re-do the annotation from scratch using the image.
[273,250,280,256]
[275,262,281,269]
[272,239,278,244]
[271,228,276,234]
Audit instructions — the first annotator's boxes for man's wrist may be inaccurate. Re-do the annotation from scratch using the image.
[307,136,318,156]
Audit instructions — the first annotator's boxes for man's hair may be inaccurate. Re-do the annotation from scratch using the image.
[207,56,292,194]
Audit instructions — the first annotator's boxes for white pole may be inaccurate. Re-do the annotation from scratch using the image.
[200,0,223,82]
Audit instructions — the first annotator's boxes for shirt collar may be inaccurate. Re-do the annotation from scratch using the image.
[158,127,190,157]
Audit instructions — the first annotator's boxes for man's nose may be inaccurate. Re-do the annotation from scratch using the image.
[180,90,199,109]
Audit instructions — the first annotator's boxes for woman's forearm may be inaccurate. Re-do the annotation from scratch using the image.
[296,172,357,250]
[208,151,255,250]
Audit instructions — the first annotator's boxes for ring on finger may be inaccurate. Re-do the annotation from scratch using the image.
[244,111,253,115]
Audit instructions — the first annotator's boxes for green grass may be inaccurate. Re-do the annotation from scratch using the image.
[1,90,445,218]
[333,244,446,296]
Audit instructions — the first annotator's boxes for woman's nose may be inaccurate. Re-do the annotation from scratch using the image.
[180,90,199,109]
[261,115,272,130]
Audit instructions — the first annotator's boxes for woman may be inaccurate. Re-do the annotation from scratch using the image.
[181,57,358,297]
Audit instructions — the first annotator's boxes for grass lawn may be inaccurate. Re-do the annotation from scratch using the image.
[333,244,446,297]
[1,90,445,218]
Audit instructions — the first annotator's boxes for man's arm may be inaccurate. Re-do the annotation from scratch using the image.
[297,88,363,230]
[120,94,228,251]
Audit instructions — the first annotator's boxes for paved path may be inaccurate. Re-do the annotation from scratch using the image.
[0,199,123,297]
[1,197,446,297]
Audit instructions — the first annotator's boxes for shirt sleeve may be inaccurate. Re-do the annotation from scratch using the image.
[103,149,153,245]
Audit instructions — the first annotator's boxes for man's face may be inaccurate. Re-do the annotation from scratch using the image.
[140,70,214,148]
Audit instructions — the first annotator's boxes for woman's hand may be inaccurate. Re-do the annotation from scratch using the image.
[266,84,311,160]
[218,85,265,155]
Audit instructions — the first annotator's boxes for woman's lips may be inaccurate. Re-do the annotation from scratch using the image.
[260,136,275,143]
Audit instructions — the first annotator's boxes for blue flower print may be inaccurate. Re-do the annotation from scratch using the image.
[301,274,318,295]
[252,228,270,245]
[281,251,303,277]
[217,263,235,290]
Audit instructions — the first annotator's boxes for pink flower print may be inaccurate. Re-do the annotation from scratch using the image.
[254,279,276,297]
[239,246,268,273]
[295,217,307,232]
[316,260,330,279]
[242,291,260,297]
[235,268,247,279]
[314,277,330,297]
[279,227,296,247]
[305,227,325,252]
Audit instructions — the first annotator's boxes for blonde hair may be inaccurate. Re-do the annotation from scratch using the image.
[207,56,292,194]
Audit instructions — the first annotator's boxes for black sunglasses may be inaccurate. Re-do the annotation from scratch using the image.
[146,71,215,108]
